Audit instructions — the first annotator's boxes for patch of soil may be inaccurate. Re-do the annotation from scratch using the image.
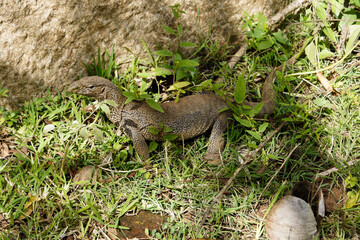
[323,186,345,212]
[118,211,164,239]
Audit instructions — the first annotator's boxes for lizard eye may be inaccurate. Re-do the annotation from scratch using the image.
[89,85,94,89]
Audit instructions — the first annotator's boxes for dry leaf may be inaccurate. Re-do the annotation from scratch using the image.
[0,142,10,158]
[84,104,96,113]
[107,227,119,240]
[73,166,99,185]
[317,72,333,92]
[19,195,40,220]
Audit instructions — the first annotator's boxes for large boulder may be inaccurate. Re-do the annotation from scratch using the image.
[0,0,286,109]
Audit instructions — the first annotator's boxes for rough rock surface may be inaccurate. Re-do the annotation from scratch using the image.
[0,0,286,109]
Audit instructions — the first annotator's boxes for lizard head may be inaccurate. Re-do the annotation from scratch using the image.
[68,76,119,101]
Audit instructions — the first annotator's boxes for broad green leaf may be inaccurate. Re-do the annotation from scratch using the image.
[180,41,197,47]
[137,72,153,78]
[123,91,136,99]
[328,0,343,17]
[316,3,327,21]
[248,143,258,149]
[93,127,104,142]
[345,191,359,208]
[79,127,89,139]
[146,98,164,113]
[281,117,294,122]
[305,41,317,66]
[273,31,287,44]
[164,133,178,141]
[167,81,191,91]
[164,126,173,133]
[149,141,158,153]
[144,172,151,179]
[100,104,110,115]
[246,130,262,141]
[249,102,264,117]
[252,28,266,39]
[177,25,183,37]
[103,99,118,107]
[313,98,328,107]
[178,59,199,67]
[319,49,334,59]
[174,52,182,62]
[323,27,337,42]
[259,122,269,133]
[113,142,122,151]
[200,79,213,87]
[125,97,134,104]
[234,75,246,103]
[242,105,252,110]
[233,114,252,127]
[345,25,360,55]
[154,50,173,57]
[345,175,358,188]
[148,126,160,135]
[176,69,187,81]
[257,39,273,50]
[154,67,172,76]
[267,154,279,160]
[161,25,175,35]
[257,12,268,30]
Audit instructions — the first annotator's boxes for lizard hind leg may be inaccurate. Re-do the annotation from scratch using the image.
[203,111,232,165]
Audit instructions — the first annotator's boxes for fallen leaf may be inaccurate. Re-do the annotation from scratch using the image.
[19,195,40,220]
[73,166,99,185]
[0,142,10,158]
[0,213,9,228]
[107,227,119,240]
[257,164,267,174]
[317,72,333,92]
[84,105,96,113]
[44,119,54,124]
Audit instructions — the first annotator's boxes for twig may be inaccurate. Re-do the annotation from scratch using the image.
[99,167,146,173]
[195,121,286,236]
[316,159,357,177]
[255,143,301,208]
[227,41,248,70]
[269,0,312,30]
[291,19,360,25]
[286,39,360,77]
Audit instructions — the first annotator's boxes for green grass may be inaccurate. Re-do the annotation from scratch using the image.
[1,1,360,239]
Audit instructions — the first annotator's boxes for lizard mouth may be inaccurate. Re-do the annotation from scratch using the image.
[68,81,81,93]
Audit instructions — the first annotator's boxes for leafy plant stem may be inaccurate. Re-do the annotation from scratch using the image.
[286,39,360,77]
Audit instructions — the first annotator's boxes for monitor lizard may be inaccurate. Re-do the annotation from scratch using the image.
[68,76,276,163]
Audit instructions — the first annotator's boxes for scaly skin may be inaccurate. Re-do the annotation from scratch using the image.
[68,76,276,162]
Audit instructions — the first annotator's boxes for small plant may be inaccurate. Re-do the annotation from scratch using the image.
[85,46,118,80]
[138,4,201,98]
[0,85,8,98]
[345,174,360,209]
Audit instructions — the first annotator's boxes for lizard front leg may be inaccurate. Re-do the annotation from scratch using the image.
[203,111,232,164]
[122,125,149,161]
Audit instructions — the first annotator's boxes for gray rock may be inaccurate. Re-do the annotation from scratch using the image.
[0,0,286,109]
